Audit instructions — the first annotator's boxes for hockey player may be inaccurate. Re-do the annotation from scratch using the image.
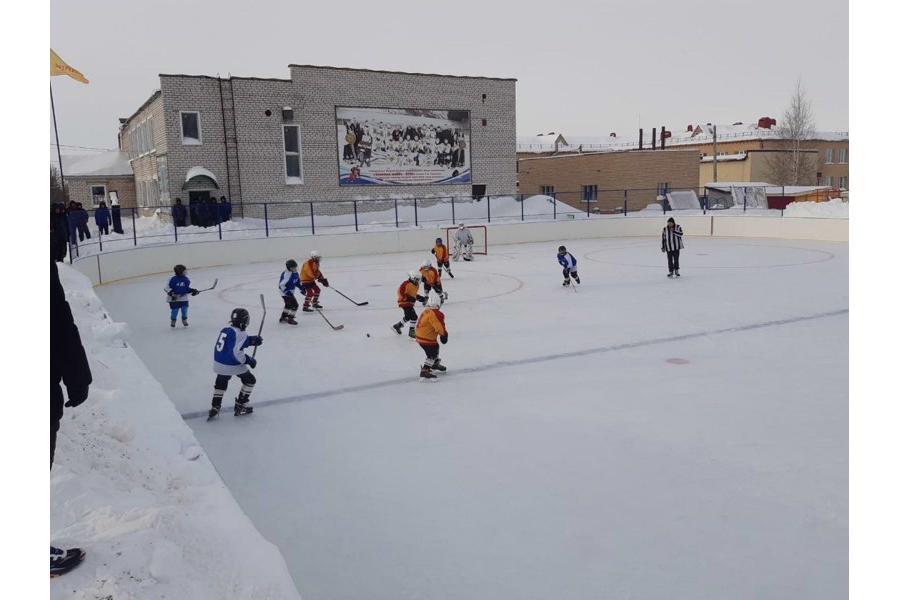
[300,250,329,312]
[454,223,475,261]
[661,217,685,277]
[165,264,199,327]
[209,308,263,418]
[278,259,305,325]
[415,294,448,379]
[557,246,581,286]
[431,237,454,278]
[419,259,446,303]
[393,271,427,338]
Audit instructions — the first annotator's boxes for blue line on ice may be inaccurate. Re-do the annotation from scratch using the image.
[181,308,848,420]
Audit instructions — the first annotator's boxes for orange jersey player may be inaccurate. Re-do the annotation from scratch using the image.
[415,295,448,379]
[393,271,426,338]
[419,259,446,302]
[299,250,329,312]
[431,237,454,278]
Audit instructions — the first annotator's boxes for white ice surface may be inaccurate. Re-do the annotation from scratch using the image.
[94,235,848,600]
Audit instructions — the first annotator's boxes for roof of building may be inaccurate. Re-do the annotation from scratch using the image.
[706,182,834,196]
[518,121,849,153]
[288,64,517,82]
[62,151,133,177]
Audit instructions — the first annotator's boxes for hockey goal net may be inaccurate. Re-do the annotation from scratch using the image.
[444,225,488,258]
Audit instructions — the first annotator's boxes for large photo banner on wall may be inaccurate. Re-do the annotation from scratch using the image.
[337,107,471,185]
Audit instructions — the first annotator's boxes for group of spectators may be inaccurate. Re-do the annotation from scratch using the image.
[172,196,232,228]
[50,200,125,261]
[341,119,468,171]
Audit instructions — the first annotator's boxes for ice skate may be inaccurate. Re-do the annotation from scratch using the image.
[312,302,324,309]
[431,358,447,372]
[182,318,189,327]
[51,546,86,578]
[302,306,314,313]
[408,326,416,339]
[419,366,437,379]
[392,322,403,335]
[563,279,571,287]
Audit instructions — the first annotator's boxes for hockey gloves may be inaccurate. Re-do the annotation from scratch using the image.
[247,336,263,346]
[64,386,89,408]
[440,333,448,345]
[319,277,329,287]
[245,356,258,369]
[416,295,427,303]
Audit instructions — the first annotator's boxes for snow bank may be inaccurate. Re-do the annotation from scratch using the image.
[51,265,300,599]
[783,198,849,218]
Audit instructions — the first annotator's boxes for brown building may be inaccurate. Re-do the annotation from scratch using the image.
[61,151,137,209]
[517,149,699,212]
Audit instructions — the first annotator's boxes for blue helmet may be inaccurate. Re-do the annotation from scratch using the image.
[436,237,443,245]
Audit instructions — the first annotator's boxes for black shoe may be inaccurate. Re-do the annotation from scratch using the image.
[170,319,176,328]
[675,270,680,277]
[667,272,674,278]
[51,546,85,578]
[182,319,189,327]
[392,323,403,335]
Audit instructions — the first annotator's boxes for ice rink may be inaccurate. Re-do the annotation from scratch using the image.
[96,235,848,600]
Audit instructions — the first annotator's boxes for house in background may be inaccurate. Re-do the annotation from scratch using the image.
[61,151,136,208]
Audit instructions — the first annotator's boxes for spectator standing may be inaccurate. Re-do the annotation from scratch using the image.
[50,246,92,576]
[74,203,91,242]
[220,196,232,222]
[110,195,124,234]
[51,203,69,261]
[94,201,110,235]
[172,197,187,227]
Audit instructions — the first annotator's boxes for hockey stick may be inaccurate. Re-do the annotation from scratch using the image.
[252,294,266,358]
[197,278,218,293]
[330,287,369,306]
[315,307,344,330]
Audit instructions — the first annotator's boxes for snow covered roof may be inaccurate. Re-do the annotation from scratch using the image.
[517,122,848,153]
[705,182,835,196]
[700,152,747,163]
[183,166,220,190]
[62,151,133,177]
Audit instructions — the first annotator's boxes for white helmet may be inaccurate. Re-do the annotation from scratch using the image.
[310,250,321,260]
[408,271,421,283]
[458,223,465,229]
[425,293,442,309]
[421,259,432,269]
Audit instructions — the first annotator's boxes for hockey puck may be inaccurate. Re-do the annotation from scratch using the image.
[366,333,371,337]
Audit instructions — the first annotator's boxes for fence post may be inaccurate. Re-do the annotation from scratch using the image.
[520,193,525,221]
[586,197,591,218]
[414,198,418,227]
[394,198,399,228]
[174,214,178,242]
[553,193,557,220]
[353,200,358,232]
[623,189,628,216]
[451,196,455,224]
[98,226,103,252]
[264,203,269,237]
[310,202,315,235]
[217,217,222,240]
[132,208,137,246]
[487,195,491,223]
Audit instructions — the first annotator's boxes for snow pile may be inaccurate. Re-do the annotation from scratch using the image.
[51,265,300,599]
[783,198,849,218]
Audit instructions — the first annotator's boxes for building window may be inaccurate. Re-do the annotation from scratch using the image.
[157,156,170,202]
[283,125,303,184]
[824,148,834,164]
[582,184,598,201]
[90,184,107,207]
[180,111,202,145]
[839,148,847,163]
[540,185,555,198]
[838,176,847,189]
[823,175,832,186]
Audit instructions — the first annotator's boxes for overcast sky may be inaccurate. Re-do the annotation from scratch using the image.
[49,0,848,156]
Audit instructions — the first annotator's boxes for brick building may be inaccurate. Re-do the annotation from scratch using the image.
[517,149,700,212]
[118,65,517,217]
[61,151,136,208]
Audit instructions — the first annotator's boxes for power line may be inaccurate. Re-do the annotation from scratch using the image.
[50,143,118,151]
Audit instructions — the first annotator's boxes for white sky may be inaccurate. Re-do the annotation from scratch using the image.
[46,0,848,155]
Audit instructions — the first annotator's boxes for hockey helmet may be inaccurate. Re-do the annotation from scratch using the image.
[408,271,421,283]
[230,308,250,331]
[286,259,298,270]
[421,258,433,269]
[174,264,187,276]
[310,250,321,262]
[425,293,442,310]
[558,245,567,254]
[435,237,443,245]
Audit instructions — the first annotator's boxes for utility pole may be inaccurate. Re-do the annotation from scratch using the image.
[712,125,718,183]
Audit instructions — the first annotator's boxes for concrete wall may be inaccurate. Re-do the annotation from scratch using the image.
[73,216,848,286]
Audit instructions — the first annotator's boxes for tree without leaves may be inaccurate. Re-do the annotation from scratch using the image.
[764,80,818,185]
[50,165,69,204]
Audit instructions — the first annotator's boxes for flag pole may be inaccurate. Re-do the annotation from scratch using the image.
[50,80,66,197]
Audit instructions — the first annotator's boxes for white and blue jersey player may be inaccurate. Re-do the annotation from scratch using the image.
[557,246,581,287]
[278,259,305,325]
[165,264,198,327]
[209,307,263,419]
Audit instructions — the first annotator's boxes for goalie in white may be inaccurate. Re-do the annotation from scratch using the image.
[453,223,475,262]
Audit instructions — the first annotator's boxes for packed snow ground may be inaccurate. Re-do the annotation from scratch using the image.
[85,228,848,599]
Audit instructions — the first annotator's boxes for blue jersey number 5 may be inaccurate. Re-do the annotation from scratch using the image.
[216,332,227,351]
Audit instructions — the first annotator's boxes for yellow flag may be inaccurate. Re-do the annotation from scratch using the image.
[50,49,89,84]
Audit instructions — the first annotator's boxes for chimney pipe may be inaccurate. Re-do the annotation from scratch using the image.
[639,128,643,150]
[661,126,666,149]
[652,127,657,150]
